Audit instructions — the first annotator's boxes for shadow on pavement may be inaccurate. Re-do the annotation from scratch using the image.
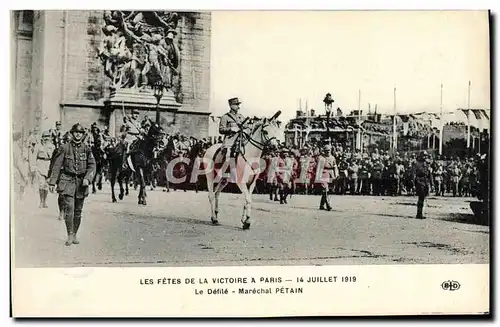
[120,212,243,231]
[437,213,489,227]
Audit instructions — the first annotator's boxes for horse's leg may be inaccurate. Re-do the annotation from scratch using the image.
[138,167,147,205]
[213,178,229,223]
[118,171,125,200]
[97,163,103,190]
[125,171,130,196]
[237,181,253,230]
[92,163,97,194]
[206,171,218,223]
[110,166,117,203]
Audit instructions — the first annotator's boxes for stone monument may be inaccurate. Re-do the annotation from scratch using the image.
[11,10,211,138]
[99,11,184,135]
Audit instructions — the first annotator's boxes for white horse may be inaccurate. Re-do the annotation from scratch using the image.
[203,111,282,230]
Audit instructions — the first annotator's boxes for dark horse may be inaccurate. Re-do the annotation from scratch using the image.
[91,131,106,194]
[108,121,164,205]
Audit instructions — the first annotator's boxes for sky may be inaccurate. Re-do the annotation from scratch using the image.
[208,11,490,123]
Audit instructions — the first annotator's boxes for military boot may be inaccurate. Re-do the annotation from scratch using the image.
[324,191,332,211]
[319,193,326,210]
[416,205,425,219]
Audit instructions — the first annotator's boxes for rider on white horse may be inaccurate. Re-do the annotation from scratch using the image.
[218,97,247,162]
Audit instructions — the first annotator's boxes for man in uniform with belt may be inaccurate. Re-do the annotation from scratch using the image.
[412,150,431,219]
[317,144,338,211]
[48,123,96,246]
[122,109,145,165]
[218,97,246,161]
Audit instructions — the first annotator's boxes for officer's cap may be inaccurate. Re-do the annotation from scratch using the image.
[56,121,61,126]
[132,109,140,114]
[42,131,51,138]
[322,144,332,152]
[228,97,242,106]
[70,123,85,133]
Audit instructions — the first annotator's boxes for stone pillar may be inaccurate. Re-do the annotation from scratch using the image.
[30,10,64,132]
[12,11,33,136]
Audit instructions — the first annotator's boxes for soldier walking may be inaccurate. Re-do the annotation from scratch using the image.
[48,123,96,246]
[318,144,338,211]
[413,151,432,219]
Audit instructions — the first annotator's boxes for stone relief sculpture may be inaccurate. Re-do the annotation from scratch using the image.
[97,11,181,93]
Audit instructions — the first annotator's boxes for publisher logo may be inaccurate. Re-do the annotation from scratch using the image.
[441,280,461,291]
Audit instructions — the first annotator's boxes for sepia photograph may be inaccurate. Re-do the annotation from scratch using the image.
[10,8,491,317]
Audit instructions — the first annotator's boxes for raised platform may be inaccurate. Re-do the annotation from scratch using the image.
[104,88,182,136]
[106,88,182,111]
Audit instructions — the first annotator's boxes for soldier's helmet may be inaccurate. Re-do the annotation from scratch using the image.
[70,123,85,133]
[42,131,51,138]
[322,144,332,153]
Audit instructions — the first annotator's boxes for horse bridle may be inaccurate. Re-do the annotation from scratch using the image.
[239,119,278,164]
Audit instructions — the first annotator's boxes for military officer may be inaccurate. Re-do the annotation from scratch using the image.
[48,123,96,246]
[122,109,145,162]
[317,144,338,211]
[413,150,432,219]
[219,97,246,161]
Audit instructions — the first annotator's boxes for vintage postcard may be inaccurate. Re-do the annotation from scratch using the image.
[10,9,490,317]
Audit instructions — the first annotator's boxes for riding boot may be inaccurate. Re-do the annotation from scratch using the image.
[279,191,284,204]
[283,189,288,204]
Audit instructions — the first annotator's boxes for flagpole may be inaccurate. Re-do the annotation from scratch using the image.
[358,89,361,111]
[393,85,397,154]
[439,82,444,155]
[467,80,471,148]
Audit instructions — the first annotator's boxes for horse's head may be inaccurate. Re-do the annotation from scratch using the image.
[252,110,282,150]
[147,121,164,145]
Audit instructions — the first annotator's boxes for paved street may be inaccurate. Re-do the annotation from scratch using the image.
[13,184,489,267]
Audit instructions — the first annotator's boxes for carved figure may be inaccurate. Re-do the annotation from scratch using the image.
[97,10,182,92]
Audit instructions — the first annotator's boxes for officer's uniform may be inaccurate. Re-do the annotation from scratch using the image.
[219,97,245,159]
[413,151,431,219]
[48,123,96,245]
[34,131,55,208]
[318,145,338,211]
[51,121,63,149]
[124,110,144,150]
